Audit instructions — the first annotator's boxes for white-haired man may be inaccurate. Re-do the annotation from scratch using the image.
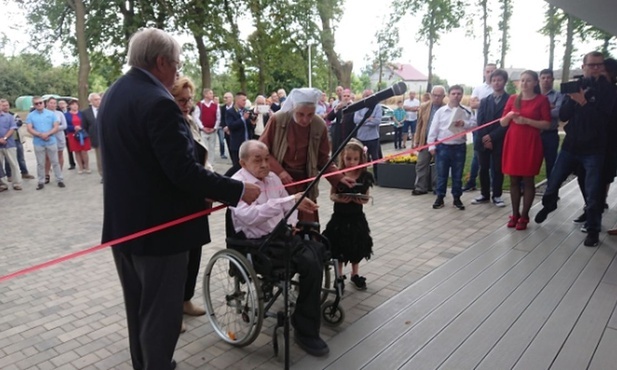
[99,28,260,370]
[193,88,219,168]
[230,139,329,356]
[81,92,102,180]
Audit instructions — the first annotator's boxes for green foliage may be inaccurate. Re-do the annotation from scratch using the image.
[505,80,517,94]
[0,53,77,104]
[430,74,449,88]
[351,73,372,93]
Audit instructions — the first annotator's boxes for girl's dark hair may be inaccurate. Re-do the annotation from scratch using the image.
[515,70,540,110]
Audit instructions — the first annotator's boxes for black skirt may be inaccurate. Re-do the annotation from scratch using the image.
[322,210,373,264]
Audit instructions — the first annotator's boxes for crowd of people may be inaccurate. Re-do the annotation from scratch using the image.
[3,26,617,369]
[0,93,104,192]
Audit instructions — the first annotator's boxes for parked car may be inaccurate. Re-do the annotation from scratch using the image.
[379,104,395,142]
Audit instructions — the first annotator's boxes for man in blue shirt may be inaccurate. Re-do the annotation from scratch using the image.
[0,107,22,190]
[354,89,383,182]
[25,96,65,189]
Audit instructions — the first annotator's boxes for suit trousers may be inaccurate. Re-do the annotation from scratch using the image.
[478,147,503,199]
[94,147,103,177]
[113,249,188,370]
[414,148,432,192]
[0,147,22,186]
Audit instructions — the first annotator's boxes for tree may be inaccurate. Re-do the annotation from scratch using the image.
[392,0,465,91]
[479,0,492,68]
[561,13,576,82]
[371,20,403,90]
[316,0,353,88]
[497,0,512,68]
[542,4,560,70]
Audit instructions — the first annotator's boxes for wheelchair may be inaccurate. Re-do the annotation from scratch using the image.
[202,210,345,356]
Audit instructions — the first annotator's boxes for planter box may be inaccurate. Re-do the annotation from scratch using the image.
[375,162,416,189]
[375,162,436,190]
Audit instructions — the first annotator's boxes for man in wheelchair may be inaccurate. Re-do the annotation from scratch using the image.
[229,140,330,356]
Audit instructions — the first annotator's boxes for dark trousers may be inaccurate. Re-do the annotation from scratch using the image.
[360,138,382,182]
[478,147,503,198]
[466,150,480,188]
[229,149,240,169]
[543,150,604,233]
[290,239,325,338]
[184,246,202,302]
[113,249,188,370]
[66,132,76,168]
[224,133,231,157]
[541,130,559,181]
[435,143,466,198]
[5,139,29,176]
[393,127,403,149]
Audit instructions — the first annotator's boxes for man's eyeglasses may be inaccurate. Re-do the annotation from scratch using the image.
[171,59,183,72]
[431,94,445,98]
[34,101,44,105]
[585,63,604,69]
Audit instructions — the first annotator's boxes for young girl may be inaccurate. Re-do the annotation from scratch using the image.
[322,138,374,290]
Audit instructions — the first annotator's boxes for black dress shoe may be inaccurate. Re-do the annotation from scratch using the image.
[535,203,557,223]
[68,166,76,170]
[171,359,177,369]
[294,331,329,357]
[573,213,587,224]
[453,197,465,210]
[432,196,444,209]
[412,189,428,196]
[36,183,44,190]
[584,231,599,247]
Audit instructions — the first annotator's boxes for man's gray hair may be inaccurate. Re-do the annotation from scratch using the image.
[431,85,446,94]
[127,28,181,70]
[239,140,268,161]
[88,93,100,101]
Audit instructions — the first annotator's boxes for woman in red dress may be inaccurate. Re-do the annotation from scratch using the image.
[500,70,551,230]
[65,100,91,174]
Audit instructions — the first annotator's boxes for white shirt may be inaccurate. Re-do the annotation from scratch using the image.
[230,168,298,239]
[403,98,420,121]
[471,83,493,100]
[427,104,473,151]
[93,107,98,119]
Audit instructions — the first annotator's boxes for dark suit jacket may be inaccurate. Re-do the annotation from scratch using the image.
[98,68,244,256]
[474,93,510,152]
[226,107,253,150]
[81,106,99,147]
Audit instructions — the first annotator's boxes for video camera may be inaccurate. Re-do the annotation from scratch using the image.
[560,75,596,94]
[241,108,258,121]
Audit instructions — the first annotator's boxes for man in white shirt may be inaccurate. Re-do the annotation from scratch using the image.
[465,63,497,192]
[427,85,473,210]
[230,140,329,357]
[403,91,420,147]
[193,88,220,169]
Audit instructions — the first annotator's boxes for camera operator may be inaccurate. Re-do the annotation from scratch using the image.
[225,92,256,175]
[535,51,617,247]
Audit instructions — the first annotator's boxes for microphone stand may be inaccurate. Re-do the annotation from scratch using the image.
[258,103,377,369]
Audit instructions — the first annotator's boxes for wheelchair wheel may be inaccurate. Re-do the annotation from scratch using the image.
[203,249,264,347]
[321,300,345,327]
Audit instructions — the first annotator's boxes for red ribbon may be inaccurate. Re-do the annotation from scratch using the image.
[0,118,499,283]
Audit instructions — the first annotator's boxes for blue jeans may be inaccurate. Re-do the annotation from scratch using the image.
[435,143,466,198]
[403,120,417,135]
[541,130,559,181]
[217,129,226,156]
[543,150,604,233]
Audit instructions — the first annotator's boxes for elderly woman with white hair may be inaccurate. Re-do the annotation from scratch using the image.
[260,88,354,222]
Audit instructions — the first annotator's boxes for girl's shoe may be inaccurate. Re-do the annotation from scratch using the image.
[516,217,529,230]
[350,274,367,290]
[507,215,519,228]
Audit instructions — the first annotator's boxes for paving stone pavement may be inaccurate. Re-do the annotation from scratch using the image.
[0,137,522,369]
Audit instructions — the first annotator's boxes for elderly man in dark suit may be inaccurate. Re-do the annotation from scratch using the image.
[98,28,260,370]
[81,92,102,181]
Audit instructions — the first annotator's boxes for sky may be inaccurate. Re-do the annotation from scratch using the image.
[0,0,612,88]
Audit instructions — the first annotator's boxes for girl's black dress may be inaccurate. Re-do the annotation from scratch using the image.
[322,171,374,264]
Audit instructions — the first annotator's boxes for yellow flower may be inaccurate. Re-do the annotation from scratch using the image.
[386,154,417,164]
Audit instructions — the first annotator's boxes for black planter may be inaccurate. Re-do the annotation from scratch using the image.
[375,163,416,189]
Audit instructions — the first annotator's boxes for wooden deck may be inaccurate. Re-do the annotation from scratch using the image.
[295,180,617,370]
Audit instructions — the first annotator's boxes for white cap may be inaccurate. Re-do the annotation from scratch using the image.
[280,88,322,112]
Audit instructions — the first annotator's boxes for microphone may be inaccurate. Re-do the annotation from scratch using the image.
[342,82,407,114]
